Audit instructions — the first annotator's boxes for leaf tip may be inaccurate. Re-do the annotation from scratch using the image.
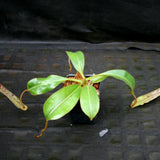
[89,115,96,121]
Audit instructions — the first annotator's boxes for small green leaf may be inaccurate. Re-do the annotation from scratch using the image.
[66,51,85,78]
[43,84,81,120]
[87,69,135,94]
[80,85,100,120]
[27,75,67,95]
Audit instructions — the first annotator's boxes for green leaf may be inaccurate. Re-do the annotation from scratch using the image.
[102,69,135,93]
[66,51,85,78]
[80,85,100,120]
[87,69,135,94]
[43,84,81,120]
[27,75,68,95]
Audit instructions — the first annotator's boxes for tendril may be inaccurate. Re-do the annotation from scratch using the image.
[130,93,137,108]
[34,120,48,138]
[68,57,72,73]
[20,89,28,110]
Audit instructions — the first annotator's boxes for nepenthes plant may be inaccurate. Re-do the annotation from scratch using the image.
[20,51,137,137]
[0,51,137,138]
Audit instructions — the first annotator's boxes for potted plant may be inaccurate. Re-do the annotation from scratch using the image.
[65,73,100,124]
[19,51,137,138]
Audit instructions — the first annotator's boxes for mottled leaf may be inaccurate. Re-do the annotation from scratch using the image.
[131,88,160,108]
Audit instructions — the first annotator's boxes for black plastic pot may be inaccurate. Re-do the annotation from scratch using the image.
[66,74,100,124]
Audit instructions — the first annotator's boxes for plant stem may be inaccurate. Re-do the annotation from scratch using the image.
[67,78,82,84]
[81,73,86,79]
[0,83,28,111]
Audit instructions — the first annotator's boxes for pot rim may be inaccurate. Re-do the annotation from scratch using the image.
[66,73,95,78]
